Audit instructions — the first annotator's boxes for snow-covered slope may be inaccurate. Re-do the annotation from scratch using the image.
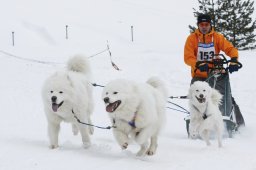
[0,0,255,169]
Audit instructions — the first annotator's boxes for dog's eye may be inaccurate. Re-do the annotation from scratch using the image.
[203,90,206,92]
[59,91,63,94]
[196,90,199,92]
[50,91,53,93]
[106,92,108,95]
[113,92,118,94]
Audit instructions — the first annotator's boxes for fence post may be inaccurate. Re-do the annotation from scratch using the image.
[12,31,15,46]
[131,26,134,42]
[65,25,68,39]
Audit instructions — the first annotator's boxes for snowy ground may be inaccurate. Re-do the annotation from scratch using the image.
[0,0,256,170]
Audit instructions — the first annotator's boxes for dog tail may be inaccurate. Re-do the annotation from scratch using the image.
[146,77,168,133]
[211,88,222,106]
[67,55,91,75]
[146,76,168,99]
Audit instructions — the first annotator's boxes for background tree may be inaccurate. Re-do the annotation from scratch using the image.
[189,0,256,50]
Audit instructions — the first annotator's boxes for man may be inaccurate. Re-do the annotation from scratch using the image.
[184,14,245,132]
[184,14,240,83]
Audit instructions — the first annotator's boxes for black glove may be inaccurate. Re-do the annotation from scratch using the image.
[229,58,239,73]
[196,62,209,72]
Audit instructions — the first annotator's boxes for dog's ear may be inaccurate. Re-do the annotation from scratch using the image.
[211,88,222,106]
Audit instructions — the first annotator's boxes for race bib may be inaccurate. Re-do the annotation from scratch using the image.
[197,42,215,61]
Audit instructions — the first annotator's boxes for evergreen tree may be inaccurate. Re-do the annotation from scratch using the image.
[189,0,256,50]
[220,0,256,50]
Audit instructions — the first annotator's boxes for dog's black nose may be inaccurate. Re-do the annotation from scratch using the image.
[51,96,57,102]
[104,97,109,103]
[199,94,204,98]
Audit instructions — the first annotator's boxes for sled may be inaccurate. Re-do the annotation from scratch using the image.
[169,54,245,138]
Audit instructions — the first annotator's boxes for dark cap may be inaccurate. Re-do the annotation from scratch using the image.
[197,14,211,24]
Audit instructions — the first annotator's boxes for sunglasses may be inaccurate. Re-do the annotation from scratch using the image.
[199,22,210,27]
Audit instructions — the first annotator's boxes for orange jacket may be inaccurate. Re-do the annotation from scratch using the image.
[184,28,238,78]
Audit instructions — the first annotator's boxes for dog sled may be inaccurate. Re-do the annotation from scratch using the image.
[168,54,245,138]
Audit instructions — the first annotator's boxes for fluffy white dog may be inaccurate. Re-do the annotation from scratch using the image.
[188,81,224,147]
[102,77,168,156]
[42,55,94,149]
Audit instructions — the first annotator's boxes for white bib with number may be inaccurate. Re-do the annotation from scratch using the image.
[197,37,215,61]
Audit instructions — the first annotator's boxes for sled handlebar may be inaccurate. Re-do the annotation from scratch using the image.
[195,54,242,73]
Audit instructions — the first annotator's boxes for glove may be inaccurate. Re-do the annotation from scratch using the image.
[229,57,239,73]
[196,62,209,72]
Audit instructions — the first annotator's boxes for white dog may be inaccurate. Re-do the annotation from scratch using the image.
[188,81,224,147]
[102,77,168,156]
[42,55,94,149]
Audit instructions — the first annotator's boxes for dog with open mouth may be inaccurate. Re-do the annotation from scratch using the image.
[42,55,94,149]
[188,81,224,147]
[102,77,168,156]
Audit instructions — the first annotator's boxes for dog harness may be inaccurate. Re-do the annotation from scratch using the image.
[128,112,137,128]
[192,104,210,120]
[128,119,136,128]
[112,112,137,128]
[202,114,208,120]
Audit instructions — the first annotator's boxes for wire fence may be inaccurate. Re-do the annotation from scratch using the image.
[0,41,121,70]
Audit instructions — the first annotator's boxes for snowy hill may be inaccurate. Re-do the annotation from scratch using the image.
[0,0,256,170]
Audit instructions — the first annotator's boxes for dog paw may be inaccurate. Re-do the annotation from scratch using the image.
[49,145,59,149]
[136,152,143,157]
[121,143,128,150]
[72,129,79,136]
[146,150,155,156]
[136,150,146,157]
[83,142,91,149]
[72,125,79,136]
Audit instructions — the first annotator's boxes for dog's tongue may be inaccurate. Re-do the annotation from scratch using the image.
[106,103,114,113]
[52,103,58,112]
[199,98,206,103]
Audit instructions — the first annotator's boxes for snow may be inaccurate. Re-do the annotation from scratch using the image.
[0,0,256,170]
